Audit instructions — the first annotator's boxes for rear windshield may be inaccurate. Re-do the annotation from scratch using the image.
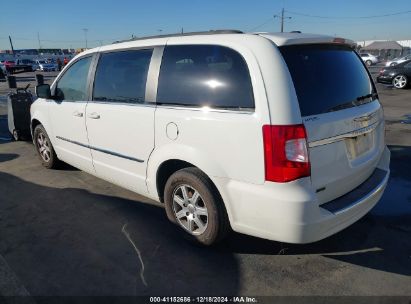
[280,44,375,117]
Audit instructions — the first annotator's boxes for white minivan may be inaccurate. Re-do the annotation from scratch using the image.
[32,31,390,245]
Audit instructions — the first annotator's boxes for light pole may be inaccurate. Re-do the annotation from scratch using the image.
[82,28,88,49]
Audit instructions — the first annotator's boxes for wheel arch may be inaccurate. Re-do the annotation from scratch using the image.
[156,159,196,203]
[155,158,227,206]
[31,118,42,136]
[147,144,228,203]
[30,104,53,141]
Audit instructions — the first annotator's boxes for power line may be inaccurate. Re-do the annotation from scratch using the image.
[286,9,411,19]
[248,17,275,32]
[248,8,292,33]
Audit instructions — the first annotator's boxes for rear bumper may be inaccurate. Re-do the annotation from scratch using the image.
[214,146,390,243]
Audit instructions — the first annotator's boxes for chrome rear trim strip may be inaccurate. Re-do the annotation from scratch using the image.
[308,121,380,148]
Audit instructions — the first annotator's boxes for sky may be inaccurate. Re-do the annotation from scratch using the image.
[1,0,410,50]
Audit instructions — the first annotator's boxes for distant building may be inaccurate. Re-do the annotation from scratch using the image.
[357,39,411,60]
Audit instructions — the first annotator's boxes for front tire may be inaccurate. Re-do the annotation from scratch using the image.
[33,124,60,169]
[392,74,408,89]
[366,60,372,66]
[164,167,230,246]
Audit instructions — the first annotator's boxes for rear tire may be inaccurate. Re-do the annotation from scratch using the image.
[33,124,60,169]
[164,167,230,246]
[366,60,372,66]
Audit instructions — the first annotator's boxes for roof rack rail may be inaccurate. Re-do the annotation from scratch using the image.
[113,30,243,44]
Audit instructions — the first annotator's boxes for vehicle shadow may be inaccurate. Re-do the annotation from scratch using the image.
[1,145,410,296]
[0,172,239,296]
[0,153,19,162]
[217,145,411,277]
[56,161,79,171]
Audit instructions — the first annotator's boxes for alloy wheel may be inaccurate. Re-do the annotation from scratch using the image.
[393,75,407,89]
[172,184,208,235]
[36,132,51,162]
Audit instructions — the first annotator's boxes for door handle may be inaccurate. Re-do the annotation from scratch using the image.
[88,112,101,119]
[73,111,83,117]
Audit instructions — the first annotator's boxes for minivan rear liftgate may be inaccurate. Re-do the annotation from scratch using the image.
[280,44,386,206]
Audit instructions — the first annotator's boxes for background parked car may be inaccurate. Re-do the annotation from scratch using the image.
[377,59,411,89]
[4,60,15,72]
[35,59,57,72]
[15,59,39,72]
[0,62,7,75]
[360,53,379,66]
[385,54,411,67]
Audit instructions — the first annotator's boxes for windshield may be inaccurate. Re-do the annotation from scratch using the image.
[38,60,46,64]
[280,44,375,116]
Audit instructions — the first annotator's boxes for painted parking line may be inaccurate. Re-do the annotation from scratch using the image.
[0,255,33,299]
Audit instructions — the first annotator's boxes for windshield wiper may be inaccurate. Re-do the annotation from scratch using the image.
[325,92,378,113]
[356,92,378,101]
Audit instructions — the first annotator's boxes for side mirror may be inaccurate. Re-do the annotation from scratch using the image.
[35,84,51,99]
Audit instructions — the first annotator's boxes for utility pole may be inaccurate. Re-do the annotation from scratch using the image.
[37,32,42,49]
[8,36,14,56]
[82,28,88,49]
[274,8,291,32]
[181,27,184,34]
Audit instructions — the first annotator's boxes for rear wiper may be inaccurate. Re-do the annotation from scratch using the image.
[325,92,378,113]
[356,92,378,101]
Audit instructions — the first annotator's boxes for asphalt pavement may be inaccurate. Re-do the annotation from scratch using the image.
[0,70,410,298]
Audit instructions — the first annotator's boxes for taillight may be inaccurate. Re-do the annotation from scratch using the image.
[262,124,310,183]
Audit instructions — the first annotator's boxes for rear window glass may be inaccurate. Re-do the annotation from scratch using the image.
[157,45,254,109]
[280,45,374,116]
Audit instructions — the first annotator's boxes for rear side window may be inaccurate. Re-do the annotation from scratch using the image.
[157,45,254,109]
[280,45,375,116]
[93,49,153,103]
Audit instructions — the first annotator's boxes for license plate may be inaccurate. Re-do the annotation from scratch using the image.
[346,131,374,159]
